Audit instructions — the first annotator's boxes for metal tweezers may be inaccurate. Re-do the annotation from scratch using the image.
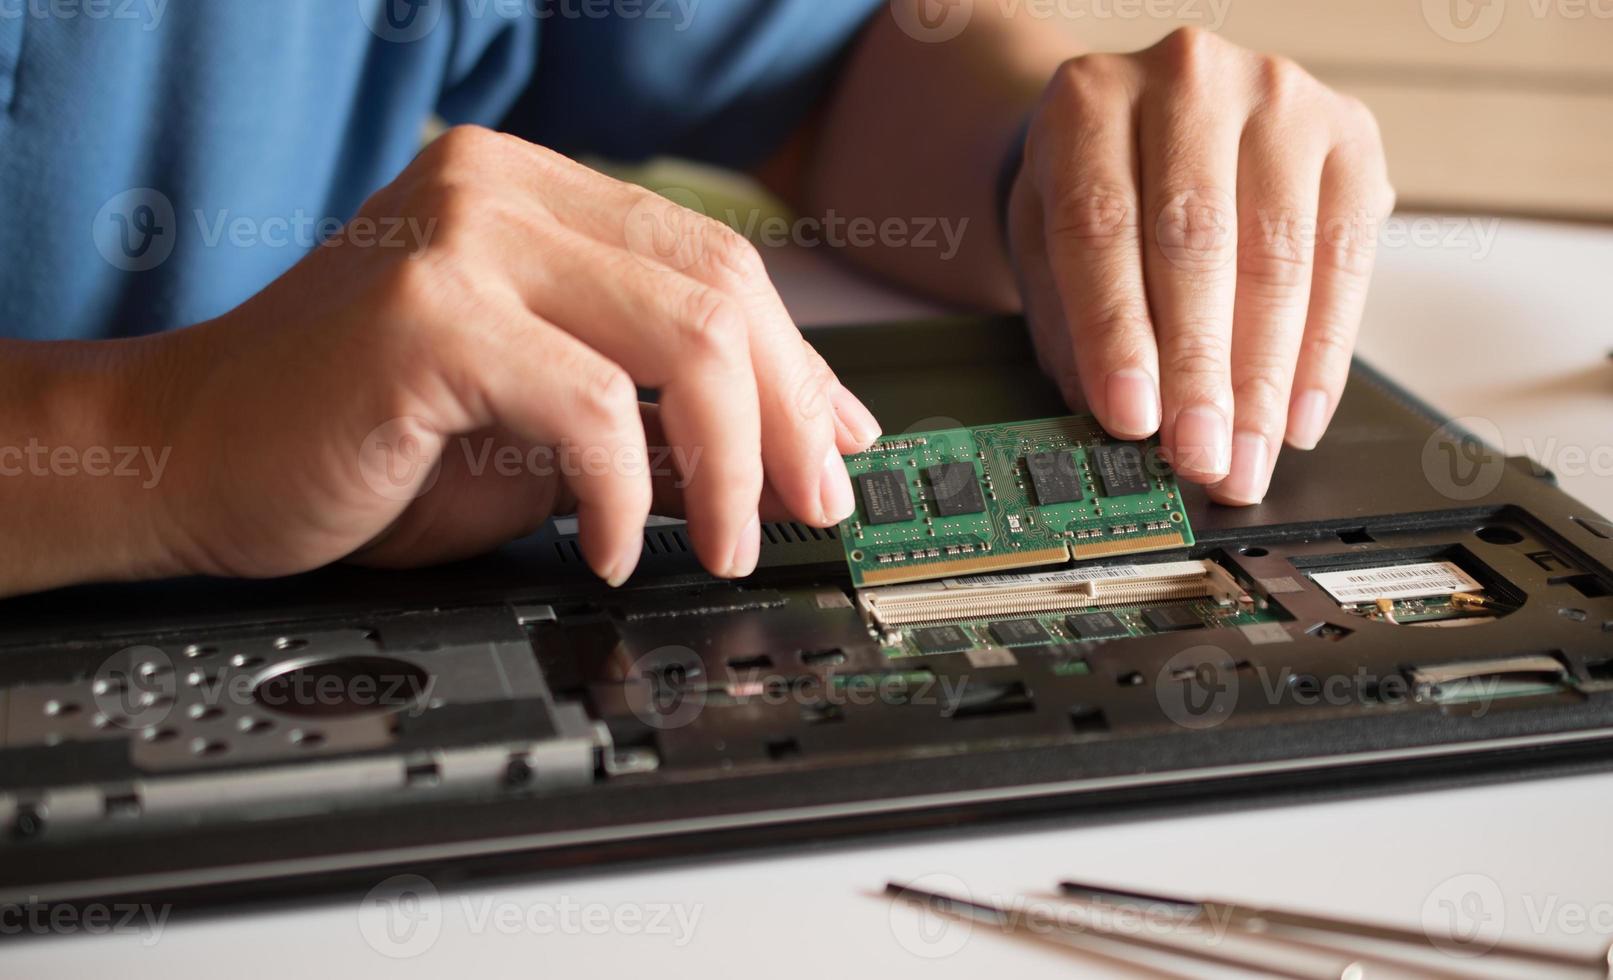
[885,879,1613,979]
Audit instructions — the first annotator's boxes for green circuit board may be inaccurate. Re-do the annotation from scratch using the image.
[839,416,1194,587]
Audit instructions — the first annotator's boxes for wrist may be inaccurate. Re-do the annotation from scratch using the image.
[12,337,192,592]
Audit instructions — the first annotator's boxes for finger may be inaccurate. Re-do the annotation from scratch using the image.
[1006,165,1078,403]
[1032,57,1162,439]
[457,306,654,586]
[1140,32,1243,484]
[355,427,565,568]
[639,404,795,522]
[832,383,882,454]
[1211,85,1329,506]
[414,133,871,522]
[554,179,860,529]
[1287,114,1393,452]
[479,224,767,577]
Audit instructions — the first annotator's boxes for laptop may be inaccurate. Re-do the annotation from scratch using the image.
[2,315,1610,909]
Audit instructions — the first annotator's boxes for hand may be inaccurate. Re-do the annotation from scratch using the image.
[147,126,880,586]
[1007,28,1394,504]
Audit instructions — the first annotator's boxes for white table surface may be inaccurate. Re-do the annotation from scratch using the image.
[14,213,1613,977]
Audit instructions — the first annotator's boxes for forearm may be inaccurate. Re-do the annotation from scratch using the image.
[774,4,1076,310]
[0,338,183,595]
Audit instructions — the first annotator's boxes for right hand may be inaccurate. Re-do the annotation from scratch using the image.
[145,126,881,586]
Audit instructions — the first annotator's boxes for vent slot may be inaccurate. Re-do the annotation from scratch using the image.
[644,528,691,555]
[945,680,1034,719]
[761,522,838,545]
[553,539,584,564]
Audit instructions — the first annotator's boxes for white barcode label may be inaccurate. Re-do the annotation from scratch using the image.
[1311,561,1481,603]
[943,561,1208,590]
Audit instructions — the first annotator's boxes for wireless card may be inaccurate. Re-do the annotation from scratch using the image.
[839,415,1195,587]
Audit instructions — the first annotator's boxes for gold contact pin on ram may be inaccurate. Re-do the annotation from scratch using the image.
[1070,529,1190,561]
[855,545,1071,587]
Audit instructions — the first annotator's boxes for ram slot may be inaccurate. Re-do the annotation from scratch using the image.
[859,560,1244,628]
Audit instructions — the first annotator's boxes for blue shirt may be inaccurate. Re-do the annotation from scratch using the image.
[0,0,881,340]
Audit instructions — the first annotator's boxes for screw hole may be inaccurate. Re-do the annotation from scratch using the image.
[1476,526,1525,546]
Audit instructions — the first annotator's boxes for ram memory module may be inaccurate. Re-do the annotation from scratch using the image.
[838,416,1194,587]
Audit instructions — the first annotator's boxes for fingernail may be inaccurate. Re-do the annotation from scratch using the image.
[833,385,882,448]
[1217,431,1273,505]
[1105,369,1162,438]
[1287,388,1330,451]
[1174,405,1231,478]
[727,515,761,579]
[603,551,639,589]
[819,445,856,525]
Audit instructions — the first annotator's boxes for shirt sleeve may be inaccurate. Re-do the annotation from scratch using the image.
[499,0,885,169]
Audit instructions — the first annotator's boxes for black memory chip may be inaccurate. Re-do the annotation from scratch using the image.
[1142,605,1206,633]
[910,625,973,655]
[926,462,986,517]
[1025,451,1083,505]
[1092,442,1152,497]
[857,469,916,525]
[1066,611,1128,640]
[988,618,1052,647]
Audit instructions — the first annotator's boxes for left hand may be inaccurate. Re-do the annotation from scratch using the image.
[1006,27,1394,504]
